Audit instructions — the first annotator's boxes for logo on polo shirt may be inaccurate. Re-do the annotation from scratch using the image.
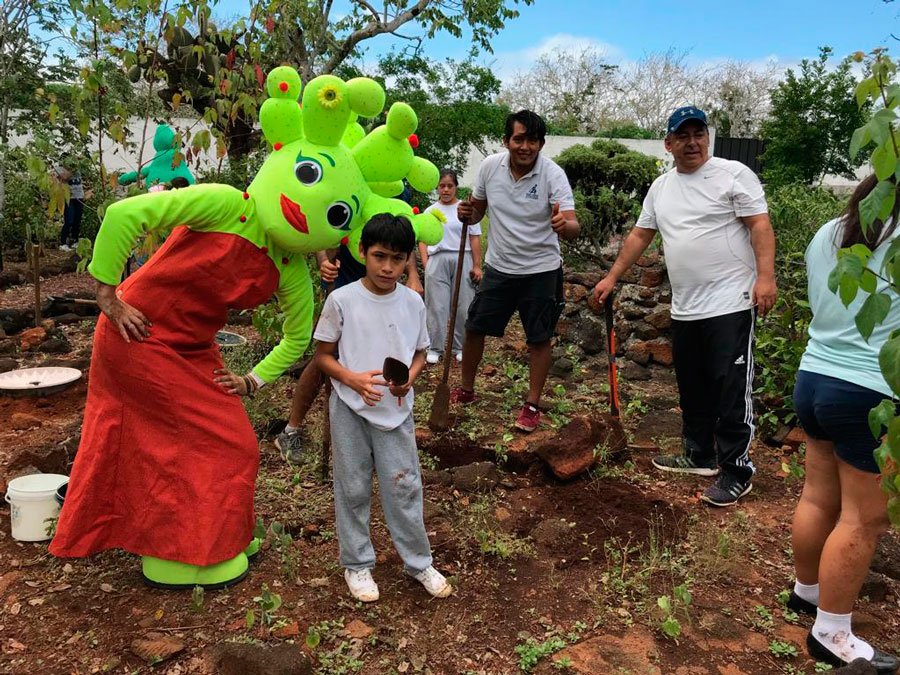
[525,184,538,200]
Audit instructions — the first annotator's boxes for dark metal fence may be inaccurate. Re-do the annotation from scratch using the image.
[713,136,766,175]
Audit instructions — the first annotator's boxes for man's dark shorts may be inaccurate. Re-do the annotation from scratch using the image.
[793,370,890,474]
[465,265,564,344]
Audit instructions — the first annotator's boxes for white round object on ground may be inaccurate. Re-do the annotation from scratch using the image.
[5,474,69,542]
[0,367,82,396]
[215,330,247,348]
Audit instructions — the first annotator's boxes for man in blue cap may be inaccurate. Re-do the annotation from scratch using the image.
[593,106,776,506]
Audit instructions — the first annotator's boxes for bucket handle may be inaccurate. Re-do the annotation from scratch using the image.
[3,492,10,505]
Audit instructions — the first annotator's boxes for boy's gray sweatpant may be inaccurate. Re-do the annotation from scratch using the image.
[329,392,433,574]
[425,250,475,355]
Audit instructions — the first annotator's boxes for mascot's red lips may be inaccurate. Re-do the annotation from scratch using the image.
[280,194,308,234]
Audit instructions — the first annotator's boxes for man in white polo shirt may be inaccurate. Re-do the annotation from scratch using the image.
[593,106,776,506]
[454,110,580,432]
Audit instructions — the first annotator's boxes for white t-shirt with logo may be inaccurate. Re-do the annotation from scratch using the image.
[473,152,575,275]
[636,157,768,320]
[313,280,429,431]
[424,201,483,255]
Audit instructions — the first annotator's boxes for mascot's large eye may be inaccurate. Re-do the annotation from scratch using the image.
[294,160,322,185]
[327,202,353,229]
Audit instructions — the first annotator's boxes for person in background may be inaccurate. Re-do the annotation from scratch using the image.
[454,110,580,433]
[593,106,776,507]
[787,176,899,673]
[314,213,451,602]
[421,168,483,365]
[53,155,86,251]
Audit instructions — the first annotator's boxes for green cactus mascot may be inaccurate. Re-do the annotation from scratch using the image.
[50,66,444,589]
[117,124,196,189]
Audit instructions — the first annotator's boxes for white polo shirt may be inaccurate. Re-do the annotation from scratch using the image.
[636,156,768,321]
[473,152,575,275]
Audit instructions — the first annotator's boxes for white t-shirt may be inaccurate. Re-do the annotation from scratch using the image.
[424,201,483,255]
[636,157,768,320]
[313,280,429,431]
[473,152,575,275]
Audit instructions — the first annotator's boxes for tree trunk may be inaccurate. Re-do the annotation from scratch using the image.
[0,102,8,272]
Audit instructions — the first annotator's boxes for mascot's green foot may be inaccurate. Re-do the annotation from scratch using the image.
[142,552,249,590]
[244,537,261,560]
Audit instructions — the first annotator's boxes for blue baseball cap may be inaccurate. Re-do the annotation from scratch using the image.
[666,106,708,135]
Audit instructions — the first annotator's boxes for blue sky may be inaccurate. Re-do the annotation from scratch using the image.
[216,0,900,78]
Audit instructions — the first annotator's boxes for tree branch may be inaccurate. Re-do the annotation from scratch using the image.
[322,0,429,74]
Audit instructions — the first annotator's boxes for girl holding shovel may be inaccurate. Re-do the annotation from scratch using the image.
[420,169,483,364]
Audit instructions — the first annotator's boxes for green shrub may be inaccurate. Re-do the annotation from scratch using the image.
[755,183,846,433]
[555,139,661,262]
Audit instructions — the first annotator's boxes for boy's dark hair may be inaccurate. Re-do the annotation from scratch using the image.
[504,110,547,143]
[360,213,415,255]
[170,177,190,189]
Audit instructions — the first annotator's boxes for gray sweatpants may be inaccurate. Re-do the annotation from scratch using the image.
[425,250,475,355]
[329,393,433,574]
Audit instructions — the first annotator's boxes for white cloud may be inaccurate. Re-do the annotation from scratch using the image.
[484,33,624,82]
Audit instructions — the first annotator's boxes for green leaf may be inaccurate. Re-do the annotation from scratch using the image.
[657,596,672,612]
[850,123,872,160]
[856,77,878,107]
[855,292,892,340]
[860,268,878,294]
[306,629,321,649]
[888,496,900,525]
[245,608,255,629]
[868,399,896,439]
[873,142,898,181]
[661,616,681,638]
[859,180,895,233]
[879,334,900,397]
[839,274,859,307]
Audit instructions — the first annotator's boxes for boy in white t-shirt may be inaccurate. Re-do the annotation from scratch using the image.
[314,214,452,602]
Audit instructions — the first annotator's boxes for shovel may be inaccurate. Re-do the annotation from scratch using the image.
[383,356,410,406]
[604,293,624,426]
[428,209,470,431]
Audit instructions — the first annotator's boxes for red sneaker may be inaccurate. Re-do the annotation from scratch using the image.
[450,387,477,405]
[515,402,541,432]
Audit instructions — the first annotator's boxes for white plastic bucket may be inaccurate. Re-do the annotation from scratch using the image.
[4,474,69,542]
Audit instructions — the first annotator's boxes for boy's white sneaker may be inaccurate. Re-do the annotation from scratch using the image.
[426,351,440,365]
[454,351,463,363]
[411,566,452,598]
[344,568,379,602]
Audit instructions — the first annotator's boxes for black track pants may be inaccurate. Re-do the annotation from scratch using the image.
[672,308,756,482]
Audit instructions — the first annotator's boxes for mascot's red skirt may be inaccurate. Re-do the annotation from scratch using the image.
[50,227,279,566]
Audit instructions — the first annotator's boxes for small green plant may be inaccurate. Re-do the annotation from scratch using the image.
[780,449,806,483]
[624,396,649,417]
[552,655,573,671]
[657,583,692,639]
[515,635,567,672]
[190,585,205,613]
[752,604,775,631]
[251,584,283,627]
[75,237,93,273]
[769,640,799,659]
[814,662,834,672]
[251,301,286,348]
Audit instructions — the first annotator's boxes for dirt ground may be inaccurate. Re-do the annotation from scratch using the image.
[1,270,899,675]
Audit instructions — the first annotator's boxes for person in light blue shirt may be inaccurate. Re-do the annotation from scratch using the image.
[787,175,899,674]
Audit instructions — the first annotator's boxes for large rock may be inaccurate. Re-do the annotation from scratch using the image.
[534,415,628,480]
[628,339,673,366]
[646,308,672,330]
[860,571,889,603]
[0,308,32,334]
[19,327,47,351]
[0,357,17,373]
[640,268,664,287]
[451,461,500,492]
[570,315,605,355]
[204,643,313,675]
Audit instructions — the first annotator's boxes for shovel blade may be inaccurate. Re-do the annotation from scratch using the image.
[428,382,451,431]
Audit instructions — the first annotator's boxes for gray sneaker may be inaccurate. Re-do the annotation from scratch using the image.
[275,429,304,464]
[651,454,719,476]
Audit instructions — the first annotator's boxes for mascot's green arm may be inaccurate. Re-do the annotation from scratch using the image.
[88,184,249,285]
[253,259,314,383]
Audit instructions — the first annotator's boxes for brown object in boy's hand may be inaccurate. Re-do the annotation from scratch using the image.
[383,357,409,406]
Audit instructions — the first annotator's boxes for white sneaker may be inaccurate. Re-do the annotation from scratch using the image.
[344,568,379,602]
[411,566,452,598]
[59,244,71,251]
[454,351,463,363]
[426,351,440,365]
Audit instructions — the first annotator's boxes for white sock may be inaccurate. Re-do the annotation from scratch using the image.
[812,609,874,662]
[284,424,299,434]
[793,580,819,605]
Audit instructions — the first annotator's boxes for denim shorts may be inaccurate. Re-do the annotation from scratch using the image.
[793,370,889,474]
